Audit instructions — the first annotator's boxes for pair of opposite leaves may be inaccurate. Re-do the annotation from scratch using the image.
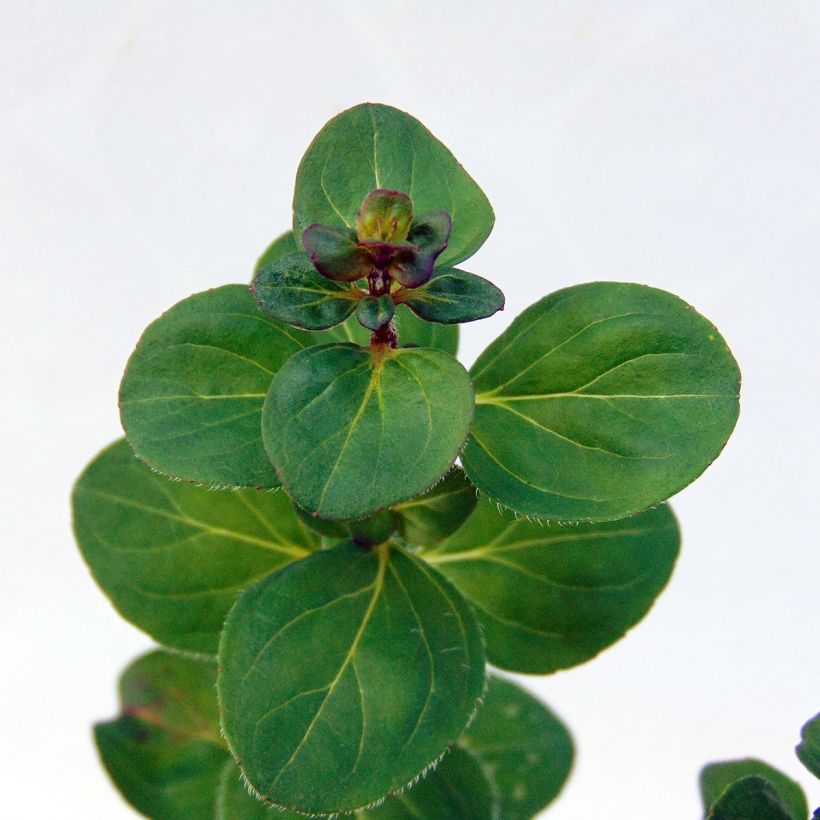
[74,438,679,814]
[118,102,740,525]
[95,650,574,820]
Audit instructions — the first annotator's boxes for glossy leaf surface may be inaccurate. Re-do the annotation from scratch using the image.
[460,676,573,819]
[218,541,486,814]
[464,282,740,521]
[262,343,474,520]
[95,651,228,820]
[797,713,820,779]
[392,467,478,547]
[73,439,318,653]
[252,251,358,329]
[398,267,504,324]
[293,103,494,268]
[707,776,794,820]
[424,498,679,673]
[120,285,311,487]
[701,760,808,820]
[357,293,395,331]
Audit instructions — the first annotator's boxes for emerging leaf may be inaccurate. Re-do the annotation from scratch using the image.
[302,223,373,282]
[262,343,474,520]
[218,540,486,814]
[322,304,459,354]
[701,759,809,820]
[119,285,311,487]
[293,103,493,268]
[423,498,679,673]
[397,267,505,324]
[460,676,574,819]
[392,467,478,547]
[797,713,820,779]
[357,293,395,331]
[390,211,452,288]
[95,651,228,820]
[72,439,318,654]
[252,250,359,330]
[464,282,740,521]
[356,189,413,242]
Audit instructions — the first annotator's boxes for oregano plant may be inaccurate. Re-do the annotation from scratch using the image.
[73,103,742,818]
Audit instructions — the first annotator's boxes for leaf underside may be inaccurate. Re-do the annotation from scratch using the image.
[797,713,820,780]
[218,540,486,814]
[72,439,318,654]
[424,497,680,673]
[463,281,740,521]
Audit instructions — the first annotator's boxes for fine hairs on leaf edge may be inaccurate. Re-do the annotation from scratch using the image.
[267,353,476,523]
[214,559,490,817]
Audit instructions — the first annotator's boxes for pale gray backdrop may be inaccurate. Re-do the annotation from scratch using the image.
[2,2,818,817]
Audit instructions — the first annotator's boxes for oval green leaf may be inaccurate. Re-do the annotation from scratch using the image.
[424,498,679,673]
[392,467,478,548]
[460,676,574,819]
[464,282,740,521]
[120,285,312,487]
[72,439,318,654]
[398,267,505,324]
[218,540,486,815]
[357,293,396,331]
[262,343,474,520]
[707,776,795,820]
[293,103,494,268]
[701,760,808,820]
[95,651,228,820]
[797,713,820,779]
[252,250,359,330]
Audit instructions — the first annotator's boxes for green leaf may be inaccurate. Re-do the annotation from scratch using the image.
[216,747,497,820]
[254,230,298,275]
[701,760,808,820]
[359,747,497,820]
[707,776,795,820]
[293,103,494,268]
[119,285,312,487]
[252,250,359,330]
[215,761,302,819]
[322,304,459,355]
[464,282,740,521]
[218,540,486,815]
[72,439,318,654]
[302,223,374,282]
[95,651,228,820]
[797,713,820,779]
[392,467,478,548]
[424,497,679,673]
[357,293,395,331]
[460,676,573,819]
[398,267,504,324]
[262,343,474,520]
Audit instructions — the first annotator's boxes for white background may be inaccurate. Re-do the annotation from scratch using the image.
[2,2,818,818]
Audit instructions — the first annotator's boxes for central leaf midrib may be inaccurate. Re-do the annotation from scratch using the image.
[269,544,389,790]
